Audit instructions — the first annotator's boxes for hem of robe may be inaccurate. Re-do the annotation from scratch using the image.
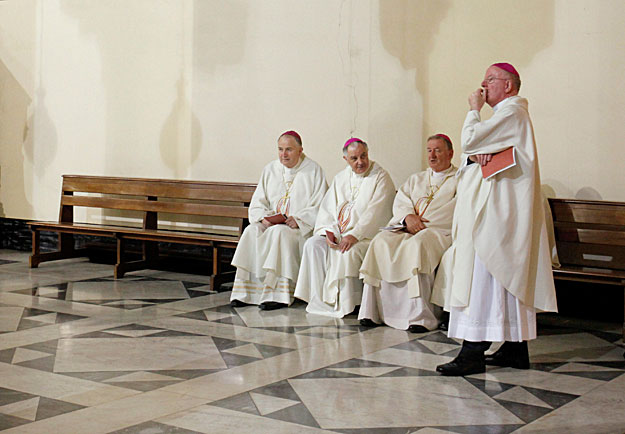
[447,255,536,342]
[230,270,295,305]
[302,277,362,318]
[231,223,304,284]
[358,275,440,330]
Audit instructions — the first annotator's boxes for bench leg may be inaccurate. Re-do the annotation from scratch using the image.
[29,230,41,268]
[30,230,85,268]
[115,236,153,279]
[210,246,235,292]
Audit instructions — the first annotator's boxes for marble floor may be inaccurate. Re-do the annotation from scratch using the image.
[0,249,623,434]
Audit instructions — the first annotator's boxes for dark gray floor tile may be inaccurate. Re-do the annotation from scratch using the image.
[210,393,260,415]
[391,340,436,354]
[0,349,16,364]
[109,420,203,434]
[213,315,247,327]
[464,378,516,398]
[219,352,260,368]
[436,424,523,434]
[150,369,223,380]
[211,336,249,351]
[60,371,136,382]
[106,380,182,392]
[0,387,36,406]
[557,370,624,381]
[335,428,425,434]
[251,380,301,401]
[254,343,294,359]
[35,397,85,420]
[420,331,461,345]
[327,359,400,369]
[265,402,320,429]
[0,413,30,430]
[528,362,567,372]
[22,339,59,355]
[494,399,552,424]
[290,369,363,380]
[380,366,439,377]
[522,386,579,409]
[174,310,211,321]
[16,355,56,372]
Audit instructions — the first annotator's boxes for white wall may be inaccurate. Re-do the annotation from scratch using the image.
[1,0,624,222]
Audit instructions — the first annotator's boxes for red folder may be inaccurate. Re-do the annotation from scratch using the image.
[265,213,287,224]
[325,230,338,245]
[481,147,516,179]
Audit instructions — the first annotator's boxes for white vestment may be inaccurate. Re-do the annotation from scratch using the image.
[358,166,458,330]
[294,162,395,318]
[230,155,327,305]
[432,96,557,342]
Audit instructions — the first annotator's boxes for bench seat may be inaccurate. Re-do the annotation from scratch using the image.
[28,175,256,289]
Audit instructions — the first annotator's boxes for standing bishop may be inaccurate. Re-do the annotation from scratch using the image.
[434,63,558,376]
[295,138,395,318]
[230,131,328,310]
[359,134,458,332]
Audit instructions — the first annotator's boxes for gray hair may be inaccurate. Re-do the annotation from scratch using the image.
[427,134,453,150]
[343,139,368,156]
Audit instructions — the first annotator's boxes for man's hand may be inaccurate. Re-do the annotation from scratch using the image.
[468,154,492,166]
[284,216,299,229]
[469,88,486,112]
[261,218,272,228]
[338,234,358,253]
[404,214,429,235]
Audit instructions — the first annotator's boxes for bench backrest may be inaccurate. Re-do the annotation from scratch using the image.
[59,175,256,232]
[549,198,625,271]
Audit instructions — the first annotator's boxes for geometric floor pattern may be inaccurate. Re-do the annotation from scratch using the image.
[0,249,623,433]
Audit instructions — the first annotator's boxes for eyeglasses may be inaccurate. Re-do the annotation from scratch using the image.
[483,77,508,84]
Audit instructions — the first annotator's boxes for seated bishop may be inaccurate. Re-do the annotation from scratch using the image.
[294,138,395,318]
[358,134,458,332]
[230,130,328,310]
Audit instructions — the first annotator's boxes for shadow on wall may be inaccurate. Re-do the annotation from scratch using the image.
[0,58,33,218]
[24,87,58,174]
[159,78,203,178]
[191,0,248,177]
[378,0,555,159]
[543,183,604,201]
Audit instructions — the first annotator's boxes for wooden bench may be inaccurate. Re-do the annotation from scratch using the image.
[28,175,256,289]
[549,198,625,340]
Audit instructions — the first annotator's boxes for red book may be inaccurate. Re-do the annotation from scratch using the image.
[265,213,287,224]
[325,230,338,245]
[481,147,516,179]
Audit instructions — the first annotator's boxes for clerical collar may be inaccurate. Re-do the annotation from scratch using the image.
[431,165,453,179]
[492,95,517,113]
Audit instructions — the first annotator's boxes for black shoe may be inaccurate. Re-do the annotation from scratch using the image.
[438,312,449,331]
[359,318,377,327]
[436,355,485,376]
[259,301,288,311]
[230,299,249,307]
[407,324,429,333]
[485,342,530,369]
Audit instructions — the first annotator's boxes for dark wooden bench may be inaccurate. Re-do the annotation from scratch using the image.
[549,198,625,340]
[28,175,256,289]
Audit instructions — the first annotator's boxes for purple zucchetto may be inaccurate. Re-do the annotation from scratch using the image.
[343,137,364,149]
[491,62,520,77]
[280,130,302,145]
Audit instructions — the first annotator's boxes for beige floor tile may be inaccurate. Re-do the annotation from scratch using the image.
[0,362,139,406]
[289,376,522,429]
[516,372,625,433]
[157,404,336,433]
